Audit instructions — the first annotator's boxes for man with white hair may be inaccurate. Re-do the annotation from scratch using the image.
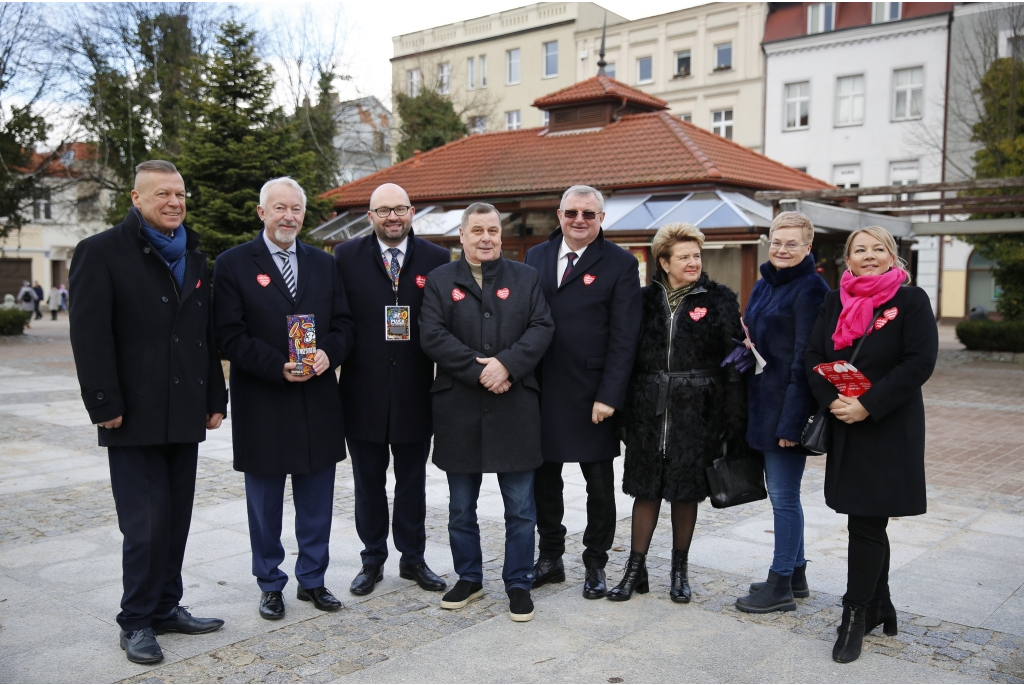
[213,176,354,621]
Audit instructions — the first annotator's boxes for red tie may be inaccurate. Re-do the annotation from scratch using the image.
[561,252,577,286]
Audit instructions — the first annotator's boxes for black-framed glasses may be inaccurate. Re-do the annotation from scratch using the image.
[562,209,599,220]
[371,205,411,218]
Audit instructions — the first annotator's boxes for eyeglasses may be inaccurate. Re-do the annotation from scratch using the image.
[371,205,410,218]
[562,210,599,220]
[769,241,810,251]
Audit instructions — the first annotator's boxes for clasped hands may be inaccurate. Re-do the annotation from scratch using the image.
[283,349,330,382]
[98,413,223,430]
[829,394,869,424]
[475,356,616,424]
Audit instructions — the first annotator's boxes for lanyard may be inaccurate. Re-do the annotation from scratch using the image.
[381,250,400,305]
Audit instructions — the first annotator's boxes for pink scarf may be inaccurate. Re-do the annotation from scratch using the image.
[833,268,906,350]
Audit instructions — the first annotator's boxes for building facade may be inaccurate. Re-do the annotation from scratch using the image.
[333,96,393,185]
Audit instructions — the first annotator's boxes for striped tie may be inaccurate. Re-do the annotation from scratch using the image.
[561,252,577,286]
[276,251,296,298]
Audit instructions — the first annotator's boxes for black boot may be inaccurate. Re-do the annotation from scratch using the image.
[669,549,692,603]
[866,597,898,636]
[833,604,867,663]
[605,552,649,602]
[749,562,809,599]
[735,570,796,613]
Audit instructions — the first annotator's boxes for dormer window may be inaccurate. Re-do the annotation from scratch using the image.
[872,2,900,23]
[808,3,834,34]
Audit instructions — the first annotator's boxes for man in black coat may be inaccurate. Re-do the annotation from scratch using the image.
[524,185,642,599]
[334,183,450,596]
[420,203,554,623]
[213,177,354,621]
[69,160,227,665]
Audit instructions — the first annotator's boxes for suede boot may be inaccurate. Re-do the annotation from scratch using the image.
[833,604,867,663]
[735,570,796,613]
[866,596,898,636]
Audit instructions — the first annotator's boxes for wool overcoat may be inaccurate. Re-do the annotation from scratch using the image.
[213,232,354,475]
[621,273,747,503]
[524,229,642,463]
[419,256,554,474]
[743,255,830,454]
[805,285,937,517]
[68,210,227,447]
[334,232,451,444]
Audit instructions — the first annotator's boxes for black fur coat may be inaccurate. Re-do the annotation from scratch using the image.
[622,273,747,503]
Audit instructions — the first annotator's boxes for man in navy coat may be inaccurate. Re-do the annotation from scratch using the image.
[334,183,450,596]
[214,177,353,621]
[524,185,642,599]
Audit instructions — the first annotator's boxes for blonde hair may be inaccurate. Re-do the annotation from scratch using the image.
[769,211,814,245]
[844,226,911,283]
[652,223,705,267]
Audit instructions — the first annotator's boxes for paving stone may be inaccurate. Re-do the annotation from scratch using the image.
[967,629,996,645]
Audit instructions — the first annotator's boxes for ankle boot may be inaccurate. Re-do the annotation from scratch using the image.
[867,597,898,636]
[833,604,867,663]
[749,562,809,599]
[735,570,796,613]
[669,549,692,603]
[605,552,649,602]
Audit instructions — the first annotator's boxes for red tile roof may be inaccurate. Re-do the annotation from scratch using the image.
[324,112,831,208]
[19,142,97,177]
[532,75,668,110]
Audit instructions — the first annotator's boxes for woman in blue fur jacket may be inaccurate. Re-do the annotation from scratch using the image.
[735,212,829,614]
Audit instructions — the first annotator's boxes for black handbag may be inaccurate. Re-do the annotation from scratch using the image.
[706,439,767,509]
[801,307,882,455]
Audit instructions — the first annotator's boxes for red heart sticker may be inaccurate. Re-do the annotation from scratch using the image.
[583,274,596,285]
[689,307,708,321]
[874,317,888,330]
[195,279,202,289]
[884,307,898,320]
[452,288,466,302]
[256,274,271,287]
[496,288,509,300]
[415,275,427,289]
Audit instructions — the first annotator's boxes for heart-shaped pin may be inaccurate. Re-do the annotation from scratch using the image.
[496,288,509,300]
[874,317,888,330]
[452,288,466,302]
[195,279,202,289]
[689,307,708,321]
[583,274,596,285]
[884,307,898,320]
[256,274,271,287]
[415,275,426,289]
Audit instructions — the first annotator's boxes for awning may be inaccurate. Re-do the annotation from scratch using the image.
[603,190,773,231]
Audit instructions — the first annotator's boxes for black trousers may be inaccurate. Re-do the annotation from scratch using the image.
[845,515,891,607]
[108,443,198,631]
[346,438,430,567]
[534,459,616,569]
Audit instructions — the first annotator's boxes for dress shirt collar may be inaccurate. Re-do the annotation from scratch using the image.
[377,236,409,257]
[559,237,588,261]
[263,230,296,256]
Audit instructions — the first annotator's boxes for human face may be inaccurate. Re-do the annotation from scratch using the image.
[257,183,305,248]
[131,172,186,233]
[558,193,604,251]
[659,240,702,289]
[368,183,415,246]
[768,227,812,270]
[846,231,895,277]
[460,211,502,263]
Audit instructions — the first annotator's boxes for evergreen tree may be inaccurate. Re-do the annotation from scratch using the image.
[394,89,468,161]
[294,69,341,230]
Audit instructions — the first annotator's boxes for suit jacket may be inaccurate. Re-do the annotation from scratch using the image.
[524,229,642,463]
[213,232,354,475]
[334,232,450,444]
[68,210,227,447]
[419,257,554,474]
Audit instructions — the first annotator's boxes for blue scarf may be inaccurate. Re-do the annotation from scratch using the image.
[136,208,187,288]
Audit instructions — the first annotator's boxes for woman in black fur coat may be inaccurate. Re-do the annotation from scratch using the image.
[607,223,746,603]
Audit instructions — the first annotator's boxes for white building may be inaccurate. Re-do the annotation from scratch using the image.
[333,96,393,184]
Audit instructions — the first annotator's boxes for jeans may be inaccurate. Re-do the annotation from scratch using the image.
[845,515,890,607]
[764,450,806,576]
[447,470,536,592]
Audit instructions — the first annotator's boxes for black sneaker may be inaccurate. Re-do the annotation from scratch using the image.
[507,588,534,622]
[440,580,484,610]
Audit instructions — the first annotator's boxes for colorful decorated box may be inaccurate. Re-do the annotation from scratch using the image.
[287,314,316,375]
[812,361,872,398]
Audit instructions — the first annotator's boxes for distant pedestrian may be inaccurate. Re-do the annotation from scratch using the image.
[47,286,60,320]
[16,281,36,329]
[59,283,69,311]
[32,280,43,319]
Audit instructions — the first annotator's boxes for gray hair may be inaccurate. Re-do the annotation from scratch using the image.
[559,185,604,211]
[133,160,179,188]
[259,177,307,210]
[461,202,499,229]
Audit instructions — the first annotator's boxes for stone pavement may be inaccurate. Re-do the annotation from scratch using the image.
[1,319,1024,683]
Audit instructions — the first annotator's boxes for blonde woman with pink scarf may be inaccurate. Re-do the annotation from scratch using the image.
[805,226,938,665]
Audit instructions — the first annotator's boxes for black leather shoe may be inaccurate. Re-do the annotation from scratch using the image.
[531,558,565,588]
[669,549,692,604]
[399,562,447,591]
[259,591,285,620]
[297,586,342,612]
[350,564,384,596]
[582,568,607,599]
[152,606,224,635]
[119,628,163,664]
[750,562,810,599]
[606,551,649,601]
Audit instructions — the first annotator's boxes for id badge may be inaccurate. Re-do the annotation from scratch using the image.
[385,305,411,340]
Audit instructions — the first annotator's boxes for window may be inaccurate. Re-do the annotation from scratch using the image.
[467,57,475,90]
[674,50,691,78]
[542,111,550,127]
[543,41,558,78]
[680,113,693,123]
[480,55,488,87]
[437,62,450,95]
[637,56,653,84]
[33,189,52,220]
[604,62,616,79]
[893,67,923,120]
[872,2,901,23]
[372,131,386,153]
[890,160,919,200]
[711,109,733,139]
[714,43,732,70]
[833,163,861,189]
[785,82,810,130]
[506,49,520,84]
[836,75,865,126]
[407,69,421,97]
[505,110,521,130]
[807,3,834,34]
[471,116,487,134]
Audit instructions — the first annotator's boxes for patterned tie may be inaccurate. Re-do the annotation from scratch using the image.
[387,248,401,284]
[561,251,578,286]
[276,251,296,298]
